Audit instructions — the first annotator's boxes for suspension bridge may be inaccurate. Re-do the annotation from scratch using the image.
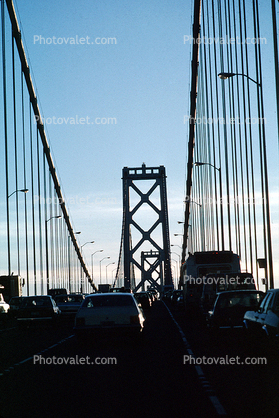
[0,0,279,298]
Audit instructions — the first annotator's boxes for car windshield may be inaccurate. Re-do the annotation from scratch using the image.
[55,296,68,303]
[83,294,134,308]
[218,292,262,309]
[68,295,83,303]
[22,297,51,308]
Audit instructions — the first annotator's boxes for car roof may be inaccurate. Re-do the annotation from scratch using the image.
[85,292,133,297]
[216,290,264,296]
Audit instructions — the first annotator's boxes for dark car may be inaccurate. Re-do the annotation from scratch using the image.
[244,288,279,342]
[171,290,184,305]
[17,295,60,327]
[207,290,264,331]
[133,292,152,309]
[8,296,25,318]
[54,294,85,318]
[201,272,256,316]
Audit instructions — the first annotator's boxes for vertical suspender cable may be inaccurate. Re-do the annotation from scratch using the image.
[29,102,37,295]
[21,71,29,294]
[211,0,224,251]
[2,0,11,275]
[12,33,20,275]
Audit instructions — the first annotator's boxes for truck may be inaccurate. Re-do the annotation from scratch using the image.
[98,284,111,293]
[48,288,68,298]
[182,251,241,312]
[0,275,25,303]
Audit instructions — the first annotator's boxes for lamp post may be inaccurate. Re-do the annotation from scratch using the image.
[218,71,273,288]
[218,72,260,86]
[184,198,202,207]
[106,262,115,284]
[171,244,182,249]
[8,188,29,198]
[171,251,181,266]
[194,161,224,250]
[100,257,110,283]
[91,250,103,281]
[45,215,62,293]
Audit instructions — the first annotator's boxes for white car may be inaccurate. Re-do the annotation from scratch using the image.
[74,293,145,339]
[0,293,10,315]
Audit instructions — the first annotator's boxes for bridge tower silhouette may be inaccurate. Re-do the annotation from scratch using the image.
[119,164,173,292]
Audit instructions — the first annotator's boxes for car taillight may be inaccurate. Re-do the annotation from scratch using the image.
[130,315,140,324]
[76,317,85,326]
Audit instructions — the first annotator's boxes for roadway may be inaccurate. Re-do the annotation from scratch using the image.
[0,300,279,418]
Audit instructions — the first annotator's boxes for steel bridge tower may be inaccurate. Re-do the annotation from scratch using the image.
[122,164,173,292]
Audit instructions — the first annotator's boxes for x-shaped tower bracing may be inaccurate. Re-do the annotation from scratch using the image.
[122,164,173,291]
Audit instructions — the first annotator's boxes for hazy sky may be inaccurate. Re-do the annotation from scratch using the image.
[12,0,279,288]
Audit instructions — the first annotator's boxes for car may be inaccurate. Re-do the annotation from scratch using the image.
[54,293,85,318]
[8,296,25,318]
[200,272,256,316]
[243,288,279,342]
[207,290,265,331]
[148,289,158,301]
[16,295,61,327]
[0,293,10,320]
[171,290,184,306]
[133,291,152,309]
[74,293,145,339]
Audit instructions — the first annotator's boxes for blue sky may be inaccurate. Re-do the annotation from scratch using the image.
[10,0,279,288]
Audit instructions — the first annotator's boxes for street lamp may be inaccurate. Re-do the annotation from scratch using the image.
[194,161,224,251]
[106,262,115,284]
[184,198,202,207]
[171,251,181,266]
[8,188,29,198]
[81,241,95,252]
[218,72,260,86]
[91,250,103,281]
[100,256,110,283]
[45,215,62,293]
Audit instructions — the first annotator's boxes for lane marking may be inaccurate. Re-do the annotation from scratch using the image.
[162,301,227,417]
[0,326,16,333]
[0,334,74,377]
